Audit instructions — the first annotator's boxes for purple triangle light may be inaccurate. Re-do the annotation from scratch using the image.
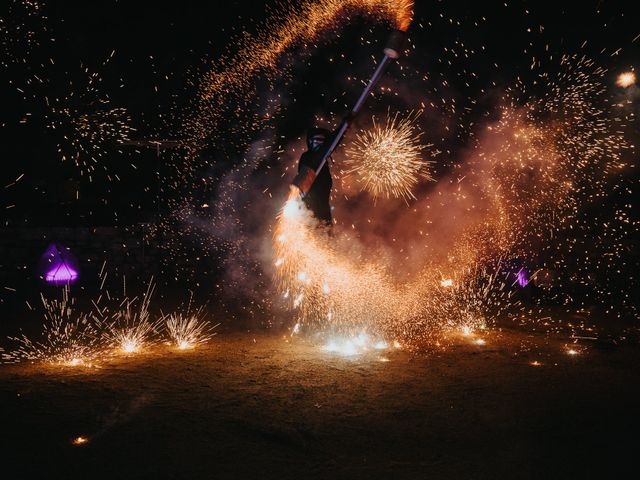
[41,243,79,285]
[45,263,79,284]
[516,269,529,287]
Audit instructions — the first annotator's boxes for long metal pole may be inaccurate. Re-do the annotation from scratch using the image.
[314,54,392,177]
[291,29,406,196]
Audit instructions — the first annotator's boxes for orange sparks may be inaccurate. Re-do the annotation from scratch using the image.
[345,110,435,201]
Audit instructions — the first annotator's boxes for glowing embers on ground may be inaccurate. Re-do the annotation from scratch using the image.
[455,323,488,347]
[321,331,401,357]
[345,110,436,201]
[72,436,89,446]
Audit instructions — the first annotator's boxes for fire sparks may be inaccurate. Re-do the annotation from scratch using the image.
[271,47,633,350]
[102,281,158,355]
[616,71,636,88]
[1,271,225,366]
[165,299,218,350]
[176,0,416,204]
[2,289,103,367]
[345,110,435,201]
[2,0,637,361]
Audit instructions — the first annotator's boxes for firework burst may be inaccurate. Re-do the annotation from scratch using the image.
[345,110,436,201]
[616,71,636,88]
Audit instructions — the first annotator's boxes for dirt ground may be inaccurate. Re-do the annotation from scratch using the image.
[1,328,639,479]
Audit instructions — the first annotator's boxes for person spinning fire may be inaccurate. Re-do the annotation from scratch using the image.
[294,127,334,225]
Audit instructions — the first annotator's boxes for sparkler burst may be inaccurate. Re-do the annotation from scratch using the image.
[3,289,103,367]
[6,47,136,182]
[102,281,159,355]
[164,298,218,350]
[345,110,436,200]
[272,188,497,345]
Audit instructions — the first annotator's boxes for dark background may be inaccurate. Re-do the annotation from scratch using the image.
[0,0,637,322]
[1,0,637,226]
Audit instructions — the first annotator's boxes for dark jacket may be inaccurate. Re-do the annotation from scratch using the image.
[298,149,332,224]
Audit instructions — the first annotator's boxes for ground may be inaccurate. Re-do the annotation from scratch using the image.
[1,327,638,479]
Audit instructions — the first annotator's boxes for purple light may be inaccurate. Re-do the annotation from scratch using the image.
[45,263,79,284]
[516,269,529,287]
[41,243,79,285]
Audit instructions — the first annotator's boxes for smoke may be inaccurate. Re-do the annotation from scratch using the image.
[166,2,638,332]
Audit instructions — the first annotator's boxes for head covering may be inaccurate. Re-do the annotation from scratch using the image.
[306,127,330,150]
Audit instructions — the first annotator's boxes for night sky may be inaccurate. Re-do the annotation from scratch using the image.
[2,1,637,227]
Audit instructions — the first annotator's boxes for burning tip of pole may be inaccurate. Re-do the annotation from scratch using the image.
[530,361,543,367]
[383,30,408,59]
[566,348,580,356]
